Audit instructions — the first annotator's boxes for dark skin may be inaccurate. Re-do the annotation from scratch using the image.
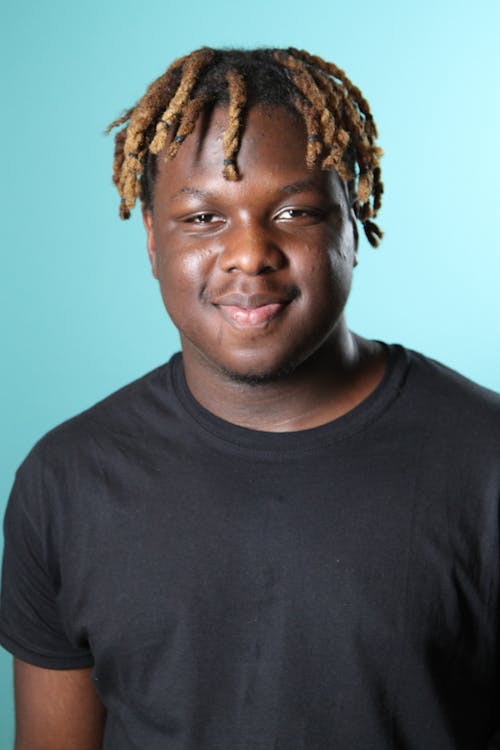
[143,104,386,430]
[13,105,384,748]
[13,660,105,749]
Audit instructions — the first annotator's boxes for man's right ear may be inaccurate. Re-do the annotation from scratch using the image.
[142,208,159,279]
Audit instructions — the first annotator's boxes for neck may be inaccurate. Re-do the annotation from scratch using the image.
[181,325,387,432]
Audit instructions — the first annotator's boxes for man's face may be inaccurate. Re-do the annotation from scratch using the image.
[143,105,358,384]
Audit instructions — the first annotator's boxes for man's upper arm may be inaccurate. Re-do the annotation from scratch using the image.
[1,448,104,748]
[14,659,106,750]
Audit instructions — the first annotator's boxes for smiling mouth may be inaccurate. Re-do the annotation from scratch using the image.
[217,302,285,328]
[212,292,295,329]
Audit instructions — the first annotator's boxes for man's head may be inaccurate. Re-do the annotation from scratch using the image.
[106,48,384,386]
[106,47,383,247]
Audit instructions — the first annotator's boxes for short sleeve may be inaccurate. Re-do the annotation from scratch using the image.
[0,448,93,669]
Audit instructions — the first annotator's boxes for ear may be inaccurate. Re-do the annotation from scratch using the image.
[350,209,359,267]
[142,208,159,279]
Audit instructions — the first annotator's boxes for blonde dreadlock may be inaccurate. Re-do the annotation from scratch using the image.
[222,70,247,181]
[106,47,384,245]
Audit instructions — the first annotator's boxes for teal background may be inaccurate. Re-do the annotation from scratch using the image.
[1,0,499,743]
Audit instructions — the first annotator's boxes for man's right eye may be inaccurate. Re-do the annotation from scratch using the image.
[186,213,220,224]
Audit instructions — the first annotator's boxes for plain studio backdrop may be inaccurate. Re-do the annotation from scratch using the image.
[1,0,499,743]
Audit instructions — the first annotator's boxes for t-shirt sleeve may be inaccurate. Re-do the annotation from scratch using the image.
[0,448,94,669]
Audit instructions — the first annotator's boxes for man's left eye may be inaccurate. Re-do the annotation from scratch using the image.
[276,208,322,221]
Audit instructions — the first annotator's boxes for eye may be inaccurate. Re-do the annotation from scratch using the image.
[185,212,223,224]
[275,207,324,223]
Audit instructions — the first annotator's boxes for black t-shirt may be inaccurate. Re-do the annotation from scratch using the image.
[1,345,500,749]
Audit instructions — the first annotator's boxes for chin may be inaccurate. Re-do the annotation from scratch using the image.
[219,357,300,386]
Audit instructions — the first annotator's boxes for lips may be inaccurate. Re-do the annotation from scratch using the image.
[211,291,297,329]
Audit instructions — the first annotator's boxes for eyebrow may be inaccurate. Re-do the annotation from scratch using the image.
[278,178,325,196]
[169,179,326,202]
[169,186,213,201]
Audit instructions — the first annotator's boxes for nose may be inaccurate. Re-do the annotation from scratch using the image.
[219,221,286,275]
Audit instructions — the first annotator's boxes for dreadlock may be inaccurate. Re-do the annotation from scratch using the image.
[106,47,384,247]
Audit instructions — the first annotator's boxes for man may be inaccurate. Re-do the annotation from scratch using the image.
[1,47,499,749]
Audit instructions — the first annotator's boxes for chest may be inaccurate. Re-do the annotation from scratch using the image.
[51,435,499,747]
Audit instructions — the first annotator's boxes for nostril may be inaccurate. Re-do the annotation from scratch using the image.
[223,259,280,275]
[219,241,286,275]
[258,263,278,275]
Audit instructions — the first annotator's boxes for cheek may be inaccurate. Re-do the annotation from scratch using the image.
[323,229,356,294]
[328,252,354,291]
[154,245,219,334]
[295,241,353,300]
[156,244,213,297]
[179,245,214,279]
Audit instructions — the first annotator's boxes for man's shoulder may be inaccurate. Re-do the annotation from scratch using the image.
[403,346,500,430]
[26,356,180,466]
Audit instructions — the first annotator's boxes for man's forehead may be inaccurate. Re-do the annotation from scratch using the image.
[158,103,305,157]
[154,105,350,203]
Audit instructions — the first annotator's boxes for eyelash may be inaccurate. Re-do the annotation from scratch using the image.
[185,208,322,222]
[276,208,322,220]
[186,213,221,224]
